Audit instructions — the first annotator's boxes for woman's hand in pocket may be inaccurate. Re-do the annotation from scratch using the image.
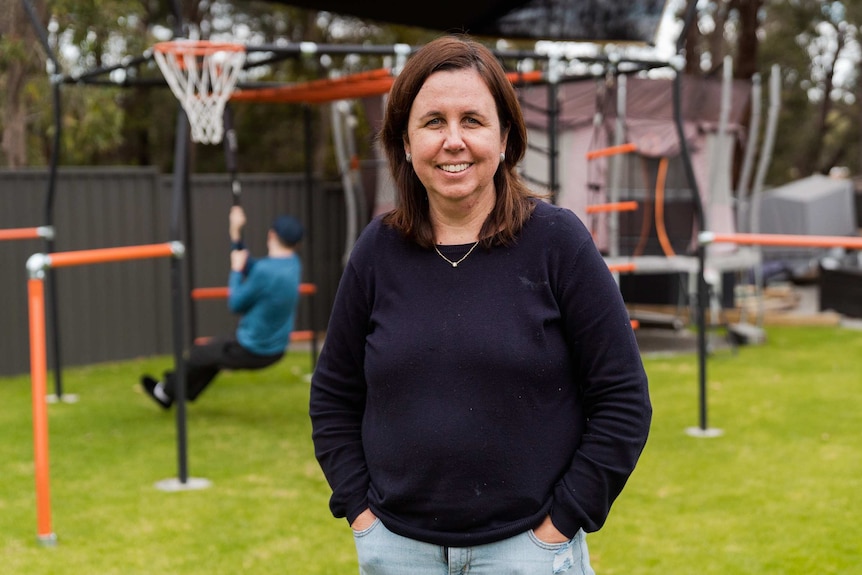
[533,515,569,544]
[351,508,377,531]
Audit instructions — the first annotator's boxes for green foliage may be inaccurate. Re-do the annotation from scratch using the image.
[681,1,861,183]
[0,37,30,68]
[758,0,861,180]
[18,1,437,174]
[2,326,862,573]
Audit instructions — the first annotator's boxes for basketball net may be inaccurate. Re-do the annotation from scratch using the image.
[153,40,246,145]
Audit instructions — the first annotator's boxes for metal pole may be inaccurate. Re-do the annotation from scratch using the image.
[303,105,318,366]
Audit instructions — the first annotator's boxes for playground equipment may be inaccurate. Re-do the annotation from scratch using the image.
[691,231,862,437]
[152,40,247,145]
[26,242,187,545]
[18,0,689,546]
[0,226,54,241]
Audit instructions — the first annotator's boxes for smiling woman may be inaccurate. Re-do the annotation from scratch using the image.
[309,33,652,574]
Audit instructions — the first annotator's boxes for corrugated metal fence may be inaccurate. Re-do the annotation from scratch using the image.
[0,168,347,376]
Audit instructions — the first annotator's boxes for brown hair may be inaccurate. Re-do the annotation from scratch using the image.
[380,34,543,249]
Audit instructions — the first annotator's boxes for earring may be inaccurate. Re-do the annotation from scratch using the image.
[500,152,506,163]
[406,153,412,163]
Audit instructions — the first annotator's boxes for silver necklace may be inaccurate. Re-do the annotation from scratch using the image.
[434,240,480,268]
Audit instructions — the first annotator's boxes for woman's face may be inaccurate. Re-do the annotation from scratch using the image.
[404,68,507,210]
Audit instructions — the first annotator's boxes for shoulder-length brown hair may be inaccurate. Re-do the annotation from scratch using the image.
[380,34,543,249]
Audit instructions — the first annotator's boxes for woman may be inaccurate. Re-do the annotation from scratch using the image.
[310,34,651,574]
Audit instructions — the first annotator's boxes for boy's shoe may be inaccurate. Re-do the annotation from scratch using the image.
[140,375,172,409]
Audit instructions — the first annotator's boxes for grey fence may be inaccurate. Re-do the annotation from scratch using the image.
[0,167,347,377]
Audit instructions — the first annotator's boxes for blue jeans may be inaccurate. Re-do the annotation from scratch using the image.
[353,519,595,575]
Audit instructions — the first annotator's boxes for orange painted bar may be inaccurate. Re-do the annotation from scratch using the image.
[586,201,638,214]
[47,243,176,268]
[505,70,543,84]
[0,227,41,241]
[190,286,230,300]
[232,69,543,104]
[586,142,638,160]
[607,262,637,273]
[707,232,862,250]
[28,277,54,542]
[235,79,396,103]
[233,69,395,103]
[290,330,315,342]
[191,282,317,300]
[196,329,316,346]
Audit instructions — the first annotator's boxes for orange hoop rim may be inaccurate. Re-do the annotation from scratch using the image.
[153,40,245,56]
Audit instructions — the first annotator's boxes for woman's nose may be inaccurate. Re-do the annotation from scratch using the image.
[442,125,466,149]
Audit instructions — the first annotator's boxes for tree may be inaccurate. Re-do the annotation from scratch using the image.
[760,0,860,180]
[16,0,437,177]
[0,0,48,167]
[679,0,861,183]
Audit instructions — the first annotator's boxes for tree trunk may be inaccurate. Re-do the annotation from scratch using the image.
[0,0,44,167]
[798,22,844,176]
[733,0,762,80]
[683,0,702,74]
[2,63,28,167]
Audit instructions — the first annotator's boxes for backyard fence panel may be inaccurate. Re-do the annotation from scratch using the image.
[0,168,346,377]
[0,170,50,377]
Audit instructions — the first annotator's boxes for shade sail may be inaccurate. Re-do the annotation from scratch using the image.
[262,0,669,44]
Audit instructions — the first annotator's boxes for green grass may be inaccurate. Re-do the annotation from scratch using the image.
[2,326,862,574]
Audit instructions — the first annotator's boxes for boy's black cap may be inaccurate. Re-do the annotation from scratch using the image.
[272,215,304,245]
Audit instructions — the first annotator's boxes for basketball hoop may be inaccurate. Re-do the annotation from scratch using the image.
[152,40,246,145]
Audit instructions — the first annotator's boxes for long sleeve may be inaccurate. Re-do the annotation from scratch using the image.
[546,214,651,536]
[309,260,373,525]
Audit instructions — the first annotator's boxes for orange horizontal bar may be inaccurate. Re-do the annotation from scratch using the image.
[586,201,638,214]
[234,79,395,103]
[190,286,230,300]
[191,282,316,300]
[505,70,543,85]
[233,68,395,103]
[0,227,42,241]
[586,143,638,160]
[707,232,862,250]
[195,329,316,346]
[280,67,393,90]
[290,330,316,342]
[607,262,637,273]
[231,69,543,104]
[47,243,178,268]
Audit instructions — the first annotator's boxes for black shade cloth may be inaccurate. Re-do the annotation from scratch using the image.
[258,0,669,44]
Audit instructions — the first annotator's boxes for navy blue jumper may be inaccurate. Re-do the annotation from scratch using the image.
[310,200,651,548]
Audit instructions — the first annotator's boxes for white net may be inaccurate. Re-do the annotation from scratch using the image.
[153,41,246,145]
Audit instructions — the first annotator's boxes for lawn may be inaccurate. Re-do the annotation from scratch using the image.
[2,325,861,574]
